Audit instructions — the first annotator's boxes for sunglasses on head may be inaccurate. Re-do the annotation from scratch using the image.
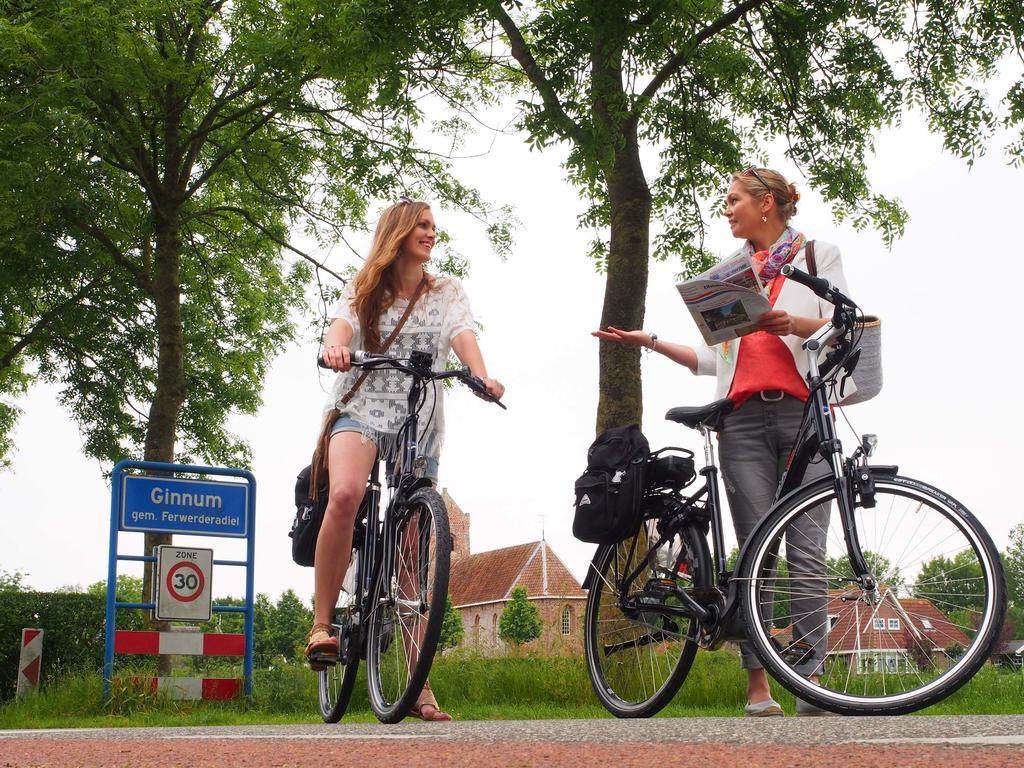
[742,166,774,196]
[396,196,414,205]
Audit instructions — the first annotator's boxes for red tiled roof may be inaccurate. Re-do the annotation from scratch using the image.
[449,540,585,607]
[811,590,971,654]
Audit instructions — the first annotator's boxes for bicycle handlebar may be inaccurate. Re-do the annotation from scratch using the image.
[317,351,507,409]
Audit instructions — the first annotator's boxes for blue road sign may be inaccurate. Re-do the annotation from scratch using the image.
[121,474,249,537]
[105,460,257,700]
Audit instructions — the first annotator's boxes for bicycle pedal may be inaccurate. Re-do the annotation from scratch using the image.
[309,651,339,669]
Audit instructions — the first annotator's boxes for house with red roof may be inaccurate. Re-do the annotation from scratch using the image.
[775,587,971,673]
[443,490,586,654]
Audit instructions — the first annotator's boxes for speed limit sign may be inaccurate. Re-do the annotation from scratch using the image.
[154,546,213,621]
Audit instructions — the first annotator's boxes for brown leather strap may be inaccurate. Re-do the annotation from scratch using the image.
[339,276,429,406]
[806,239,817,277]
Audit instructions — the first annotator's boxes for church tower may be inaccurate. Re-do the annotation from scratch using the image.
[441,488,471,565]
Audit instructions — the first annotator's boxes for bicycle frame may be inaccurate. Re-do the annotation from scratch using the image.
[607,310,884,646]
[339,361,435,661]
[338,352,493,662]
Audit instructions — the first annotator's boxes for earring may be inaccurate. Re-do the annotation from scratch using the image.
[761,215,767,223]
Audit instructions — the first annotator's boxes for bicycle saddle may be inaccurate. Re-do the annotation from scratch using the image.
[665,398,734,431]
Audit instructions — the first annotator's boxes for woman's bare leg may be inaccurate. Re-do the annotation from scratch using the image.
[747,667,773,703]
[312,432,378,628]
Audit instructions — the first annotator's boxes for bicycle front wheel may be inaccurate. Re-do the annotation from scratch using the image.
[740,473,1005,715]
[584,522,710,718]
[366,487,450,723]
[318,592,360,723]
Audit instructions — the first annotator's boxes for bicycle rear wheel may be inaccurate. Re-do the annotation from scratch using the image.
[366,487,450,723]
[584,521,710,718]
[318,652,358,722]
[740,473,1005,715]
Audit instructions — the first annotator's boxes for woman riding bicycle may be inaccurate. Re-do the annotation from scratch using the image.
[308,198,505,721]
[594,167,847,717]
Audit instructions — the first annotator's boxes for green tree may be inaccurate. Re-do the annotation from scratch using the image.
[1004,524,1024,612]
[467,1,1024,431]
[914,550,985,621]
[0,1,501,618]
[199,595,246,636]
[498,586,542,646]
[263,589,312,661]
[439,594,464,652]
[86,575,144,603]
[0,569,28,593]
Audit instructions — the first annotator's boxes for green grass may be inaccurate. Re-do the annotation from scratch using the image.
[2,651,1022,729]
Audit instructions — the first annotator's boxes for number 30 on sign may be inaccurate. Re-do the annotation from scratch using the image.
[154,546,214,621]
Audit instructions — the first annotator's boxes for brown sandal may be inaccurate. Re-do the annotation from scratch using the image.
[408,681,452,722]
[305,623,339,671]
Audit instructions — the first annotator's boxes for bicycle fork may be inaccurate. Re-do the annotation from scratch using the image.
[805,341,876,593]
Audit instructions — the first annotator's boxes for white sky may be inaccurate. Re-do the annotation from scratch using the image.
[2,108,1023,602]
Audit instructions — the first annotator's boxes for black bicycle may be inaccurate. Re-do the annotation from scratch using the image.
[314,349,505,723]
[583,264,1006,717]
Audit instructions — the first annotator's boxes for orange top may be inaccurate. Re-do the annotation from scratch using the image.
[726,276,809,408]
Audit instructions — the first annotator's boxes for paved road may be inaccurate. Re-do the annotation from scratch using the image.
[2,716,1022,767]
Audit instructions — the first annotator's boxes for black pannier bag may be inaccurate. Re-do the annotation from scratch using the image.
[290,464,326,567]
[572,424,650,544]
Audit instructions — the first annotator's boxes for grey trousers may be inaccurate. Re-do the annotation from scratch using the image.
[719,395,830,674]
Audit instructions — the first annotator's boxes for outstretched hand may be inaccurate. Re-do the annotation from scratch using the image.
[592,326,652,348]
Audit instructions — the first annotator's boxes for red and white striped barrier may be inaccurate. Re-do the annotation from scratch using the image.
[112,630,243,700]
[114,676,240,701]
[16,628,43,698]
[114,630,244,657]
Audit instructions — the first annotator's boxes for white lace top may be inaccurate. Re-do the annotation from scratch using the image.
[322,275,477,463]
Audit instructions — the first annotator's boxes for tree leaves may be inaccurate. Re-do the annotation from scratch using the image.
[0,0,502,466]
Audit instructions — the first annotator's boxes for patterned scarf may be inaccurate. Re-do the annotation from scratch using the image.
[719,227,806,363]
[744,226,806,287]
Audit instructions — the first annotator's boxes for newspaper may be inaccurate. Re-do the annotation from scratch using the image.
[675,251,771,346]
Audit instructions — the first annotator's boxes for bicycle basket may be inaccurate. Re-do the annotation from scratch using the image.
[647,448,696,491]
[838,315,882,405]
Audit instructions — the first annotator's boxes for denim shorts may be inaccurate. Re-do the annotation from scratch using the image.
[330,414,439,482]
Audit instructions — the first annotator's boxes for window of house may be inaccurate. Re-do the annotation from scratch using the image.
[888,618,900,631]
[921,618,934,630]
[561,606,571,636]
[873,617,885,630]
[828,614,839,631]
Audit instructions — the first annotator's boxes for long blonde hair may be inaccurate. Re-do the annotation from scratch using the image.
[352,199,433,353]
[310,199,433,498]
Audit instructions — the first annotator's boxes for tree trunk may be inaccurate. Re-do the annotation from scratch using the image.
[596,118,651,434]
[141,206,186,673]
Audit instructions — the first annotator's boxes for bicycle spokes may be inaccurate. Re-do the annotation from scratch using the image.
[743,477,1003,711]
[366,489,450,722]
[584,522,709,717]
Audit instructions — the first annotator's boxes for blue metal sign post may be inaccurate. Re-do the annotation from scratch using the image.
[103,460,257,699]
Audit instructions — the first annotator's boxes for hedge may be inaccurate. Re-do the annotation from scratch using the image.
[1,592,101,701]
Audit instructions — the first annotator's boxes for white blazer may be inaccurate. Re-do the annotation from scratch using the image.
[693,240,853,401]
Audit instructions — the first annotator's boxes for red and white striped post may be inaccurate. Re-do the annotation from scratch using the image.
[16,628,43,698]
[112,630,244,700]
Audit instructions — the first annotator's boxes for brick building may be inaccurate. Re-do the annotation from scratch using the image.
[442,490,586,654]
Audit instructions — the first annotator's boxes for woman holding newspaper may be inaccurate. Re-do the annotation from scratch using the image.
[593,167,849,717]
